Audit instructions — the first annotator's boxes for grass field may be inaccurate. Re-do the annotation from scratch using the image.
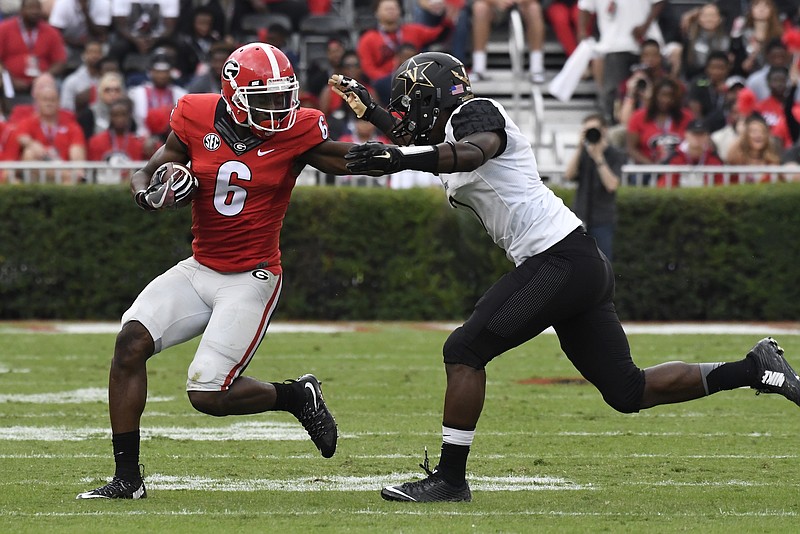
[1,322,800,533]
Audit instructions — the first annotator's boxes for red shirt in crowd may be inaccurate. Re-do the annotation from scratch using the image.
[659,146,725,187]
[628,108,694,163]
[88,130,147,162]
[357,23,448,81]
[0,15,66,88]
[4,113,85,161]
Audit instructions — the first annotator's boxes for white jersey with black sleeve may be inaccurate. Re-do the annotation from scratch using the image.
[440,97,583,266]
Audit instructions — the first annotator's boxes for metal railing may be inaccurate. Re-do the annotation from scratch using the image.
[1,161,796,188]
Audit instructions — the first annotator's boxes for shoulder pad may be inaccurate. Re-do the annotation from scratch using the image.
[451,100,506,141]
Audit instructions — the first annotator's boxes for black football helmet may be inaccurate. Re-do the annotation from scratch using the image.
[387,52,473,145]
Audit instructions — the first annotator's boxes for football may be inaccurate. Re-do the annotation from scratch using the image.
[152,162,198,209]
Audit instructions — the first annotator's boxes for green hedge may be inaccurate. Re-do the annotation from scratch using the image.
[0,184,798,321]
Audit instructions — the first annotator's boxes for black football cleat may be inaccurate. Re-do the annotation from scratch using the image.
[381,472,472,502]
[381,450,472,502]
[747,337,800,407]
[291,374,338,458]
[76,465,146,500]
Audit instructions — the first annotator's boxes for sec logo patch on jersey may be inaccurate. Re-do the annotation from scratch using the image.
[203,133,221,151]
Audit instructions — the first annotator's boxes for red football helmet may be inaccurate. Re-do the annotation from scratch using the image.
[220,43,299,138]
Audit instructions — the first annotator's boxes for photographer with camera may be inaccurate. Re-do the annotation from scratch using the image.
[564,113,625,261]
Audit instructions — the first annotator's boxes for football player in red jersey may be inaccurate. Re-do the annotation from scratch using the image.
[77,43,359,500]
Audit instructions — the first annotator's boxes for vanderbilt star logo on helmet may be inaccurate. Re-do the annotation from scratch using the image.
[397,58,436,100]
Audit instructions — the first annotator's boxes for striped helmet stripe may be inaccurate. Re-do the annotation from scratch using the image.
[261,45,280,78]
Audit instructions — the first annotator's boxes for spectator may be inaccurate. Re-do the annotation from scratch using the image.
[686,51,733,133]
[781,139,800,181]
[4,81,86,183]
[184,41,234,94]
[371,41,420,107]
[729,0,784,78]
[257,0,308,33]
[174,5,222,80]
[753,65,796,148]
[577,0,666,125]
[59,39,104,112]
[471,0,545,83]
[109,0,179,73]
[88,97,151,183]
[319,50,373,139]
[77,71,126,139]
[177,0,267,45]
[0,0,67,104]
[356,0,449,100]
[680,1,730,82]
[745,38,800,101]
[724,112,782,183]
[563,113,623,261]
[660,119,725,187]
[305,37,346,99]
[128,53,187,138]
[544,0,579,57]
[6,72,74,124]
[48,0,111,59]
[711,89,747,162]
[615,39,670,129]
[414,0,470,64]
[626,77,694,183]
[263,21,299,67]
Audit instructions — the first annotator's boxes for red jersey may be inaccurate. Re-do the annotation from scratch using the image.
[0,17,66,85]
[628,108,694,163]
[87,131,147,162]
[6,113,85,160]
[170,93,329,274]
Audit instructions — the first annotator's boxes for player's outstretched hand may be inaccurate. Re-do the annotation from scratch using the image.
[345,142,401,174]
[328,74,376,119]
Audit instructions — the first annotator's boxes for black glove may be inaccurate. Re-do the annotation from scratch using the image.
[345,142,402,174]
[329,75,377,120]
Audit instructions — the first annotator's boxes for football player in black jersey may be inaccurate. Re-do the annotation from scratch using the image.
[329,52,800,503]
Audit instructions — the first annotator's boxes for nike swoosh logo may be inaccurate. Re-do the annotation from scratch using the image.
[374,153,391,159]
[305,382,318,411]
[258,148,275,156]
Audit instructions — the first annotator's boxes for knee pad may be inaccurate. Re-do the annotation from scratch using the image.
[186,354,221,391]
[443,327,488,370]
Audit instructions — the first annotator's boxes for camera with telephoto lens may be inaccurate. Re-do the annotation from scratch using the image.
[584,127,602,144]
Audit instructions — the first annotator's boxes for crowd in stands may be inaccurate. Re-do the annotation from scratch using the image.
[0,0,799,187]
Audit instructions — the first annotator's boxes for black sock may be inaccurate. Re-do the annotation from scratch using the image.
[271,381,302,414]
[112,430,141,482]
[705,358,757,394]
[436,443,470,487]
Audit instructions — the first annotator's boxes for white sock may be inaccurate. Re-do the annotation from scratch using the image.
[472,51,487,74]
[530,50,544,74]
[442,425,475,447]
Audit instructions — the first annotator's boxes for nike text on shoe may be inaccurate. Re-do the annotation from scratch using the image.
[76,471,146,500]
[381,450,472,502]
[747,337,800,407]
[292,374,337,458]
